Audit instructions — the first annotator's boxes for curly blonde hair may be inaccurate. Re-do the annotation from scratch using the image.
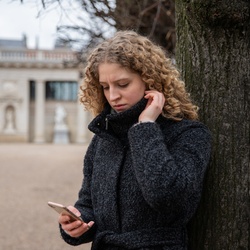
[79,30,198,121]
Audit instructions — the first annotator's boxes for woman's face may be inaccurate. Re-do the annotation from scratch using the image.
[98,63,146,112]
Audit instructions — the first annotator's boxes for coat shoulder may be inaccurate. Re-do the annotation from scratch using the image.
[158,117,212,144]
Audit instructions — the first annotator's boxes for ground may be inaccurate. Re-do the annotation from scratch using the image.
[0,143,92,250]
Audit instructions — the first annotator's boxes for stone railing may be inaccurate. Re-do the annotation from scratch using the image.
[0,48,77,63]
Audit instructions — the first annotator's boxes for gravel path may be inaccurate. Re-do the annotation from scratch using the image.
[0,143,91,250]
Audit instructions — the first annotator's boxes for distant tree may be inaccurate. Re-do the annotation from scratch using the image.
[175,0,250,249]
[114,0,175,54]
[18,0,175,54]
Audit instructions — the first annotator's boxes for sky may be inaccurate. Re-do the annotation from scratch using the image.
[0,0,78,49]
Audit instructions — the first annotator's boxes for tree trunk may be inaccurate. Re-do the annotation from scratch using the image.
[175,1,250,249]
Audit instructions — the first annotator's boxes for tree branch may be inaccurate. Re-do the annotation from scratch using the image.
[149,0,162,38]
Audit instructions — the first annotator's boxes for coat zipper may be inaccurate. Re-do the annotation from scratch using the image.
[105,117,108,130]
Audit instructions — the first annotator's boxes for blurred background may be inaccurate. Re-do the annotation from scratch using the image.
[0,0,175,249]
[0,0,175,144]
[0,143,92,250]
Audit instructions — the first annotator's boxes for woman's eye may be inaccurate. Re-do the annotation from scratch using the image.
[102,86,109,90]
[119,83,128,88]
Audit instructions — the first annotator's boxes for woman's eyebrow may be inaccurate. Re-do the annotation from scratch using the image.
[99,78,130,84]
[99,82,107,85]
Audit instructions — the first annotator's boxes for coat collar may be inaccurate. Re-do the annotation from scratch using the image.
[88,98,148,143]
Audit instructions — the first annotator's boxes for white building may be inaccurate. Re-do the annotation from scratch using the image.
[0,36,91,143]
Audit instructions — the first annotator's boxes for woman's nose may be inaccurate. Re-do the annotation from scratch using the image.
[109,87,120,101]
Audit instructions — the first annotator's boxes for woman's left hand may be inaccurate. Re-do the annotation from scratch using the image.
[139,90,165,122]
[59,206,94,238]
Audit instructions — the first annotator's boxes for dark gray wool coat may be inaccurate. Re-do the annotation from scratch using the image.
[60,98,212,250]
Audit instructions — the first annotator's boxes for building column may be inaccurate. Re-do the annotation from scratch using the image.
[76,101,91,144]
[34,79,45,143]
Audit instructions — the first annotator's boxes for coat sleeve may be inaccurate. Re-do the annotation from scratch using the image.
[128,121,212,217]
[59,136,98,246]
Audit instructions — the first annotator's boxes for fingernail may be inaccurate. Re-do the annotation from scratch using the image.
[88,221,95,227]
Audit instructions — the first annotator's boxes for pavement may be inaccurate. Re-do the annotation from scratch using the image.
[0,143,92,250]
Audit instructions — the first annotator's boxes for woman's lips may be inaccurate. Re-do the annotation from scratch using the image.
[113,104,126,112]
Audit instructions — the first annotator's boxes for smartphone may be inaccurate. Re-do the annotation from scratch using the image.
[48,201,83,222]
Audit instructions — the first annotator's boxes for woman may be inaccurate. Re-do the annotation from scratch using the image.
[58,31,212,250]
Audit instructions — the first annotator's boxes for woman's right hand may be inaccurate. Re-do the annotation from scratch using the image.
[58,206,94,238]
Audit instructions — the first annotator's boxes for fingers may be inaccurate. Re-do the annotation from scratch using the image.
[58,206,95,238]
[139,90,165,122]
[58,206,80,224]
[63,220,83,237]
[63,220,94,238]
[144,90,165,107]
[67,205,81,217]
[60,217,95,238]
[86,221,95,230]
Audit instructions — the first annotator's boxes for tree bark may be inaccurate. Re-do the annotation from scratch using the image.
[175,1,250,249]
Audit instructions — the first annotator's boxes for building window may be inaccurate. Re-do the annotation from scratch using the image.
[29,81,35,100]
[46,81,78,101]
